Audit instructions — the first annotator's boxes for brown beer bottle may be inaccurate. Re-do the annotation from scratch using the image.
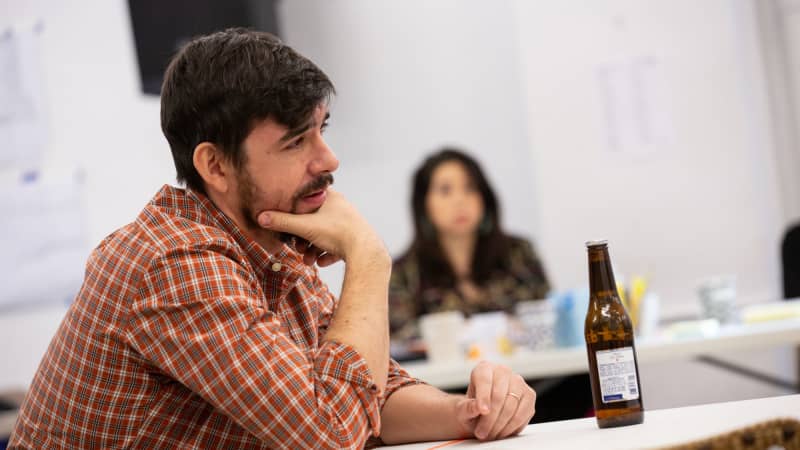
[584,240,644,428]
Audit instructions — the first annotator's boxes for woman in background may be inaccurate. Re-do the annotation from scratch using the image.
[389,148,549,344]
[389,147,592,424]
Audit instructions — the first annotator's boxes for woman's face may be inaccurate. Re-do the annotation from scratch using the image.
[425,160,485,238]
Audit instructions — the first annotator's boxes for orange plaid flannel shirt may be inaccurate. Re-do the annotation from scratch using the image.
[10,185,421,449]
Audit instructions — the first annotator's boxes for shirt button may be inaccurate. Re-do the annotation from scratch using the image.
[271,262,282,272]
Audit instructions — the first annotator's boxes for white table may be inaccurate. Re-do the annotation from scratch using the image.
[401,317,800,389]
[380,394,800,449]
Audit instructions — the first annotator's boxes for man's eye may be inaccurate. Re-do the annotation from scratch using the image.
[287,136,304,149]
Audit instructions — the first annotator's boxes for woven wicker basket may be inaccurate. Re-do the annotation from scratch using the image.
[653,418,800,450]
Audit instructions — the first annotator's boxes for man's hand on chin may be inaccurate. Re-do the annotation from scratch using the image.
[257,189,387,268]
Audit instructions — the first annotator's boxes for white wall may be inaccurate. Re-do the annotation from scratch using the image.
[512,0,785,318]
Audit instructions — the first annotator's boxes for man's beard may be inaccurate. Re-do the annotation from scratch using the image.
[237,167,334,246]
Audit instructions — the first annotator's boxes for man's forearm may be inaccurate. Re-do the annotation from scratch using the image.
[379,384,470,445]
[323,247,391,392]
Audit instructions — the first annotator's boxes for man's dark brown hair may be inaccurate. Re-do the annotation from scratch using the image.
[160,28,335,194]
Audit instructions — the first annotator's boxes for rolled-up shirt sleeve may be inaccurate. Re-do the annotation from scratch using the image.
[127,245,382,449]
[382,359,425,409]
[312,268,424,411]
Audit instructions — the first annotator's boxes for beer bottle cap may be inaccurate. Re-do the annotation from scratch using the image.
[585,239,608,248]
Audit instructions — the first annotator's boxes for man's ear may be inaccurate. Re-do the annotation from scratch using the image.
[193,142,232,194]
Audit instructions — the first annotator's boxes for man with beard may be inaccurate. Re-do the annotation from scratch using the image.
[10,29,536,449]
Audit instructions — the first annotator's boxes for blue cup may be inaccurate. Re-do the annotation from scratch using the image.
[552,288,590,348]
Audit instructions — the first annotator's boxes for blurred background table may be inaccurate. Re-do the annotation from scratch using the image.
[402,309,800,390]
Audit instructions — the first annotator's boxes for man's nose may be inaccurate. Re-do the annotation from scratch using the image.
[310,138,339,174]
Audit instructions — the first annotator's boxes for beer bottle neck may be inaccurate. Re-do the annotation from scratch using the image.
[588,246,617,297]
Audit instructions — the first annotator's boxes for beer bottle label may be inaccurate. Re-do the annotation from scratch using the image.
[595,347,639,403]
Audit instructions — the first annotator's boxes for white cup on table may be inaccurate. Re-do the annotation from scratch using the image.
[419,311,465,362]
[697,275,738,324]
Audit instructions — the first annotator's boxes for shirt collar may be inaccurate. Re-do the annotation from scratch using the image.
[153,185,306,280]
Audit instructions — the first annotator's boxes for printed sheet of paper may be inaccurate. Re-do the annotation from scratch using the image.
[0,21,48,169]
[595,56,674,157]
[0,171,88,310]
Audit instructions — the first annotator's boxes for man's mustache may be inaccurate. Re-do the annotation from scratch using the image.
[294,172,334,202]
[279,173,335,245]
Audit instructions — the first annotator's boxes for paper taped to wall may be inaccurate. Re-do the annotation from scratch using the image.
[0,20,48,169]
[0,170,88,310]
[595,56,674,157]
